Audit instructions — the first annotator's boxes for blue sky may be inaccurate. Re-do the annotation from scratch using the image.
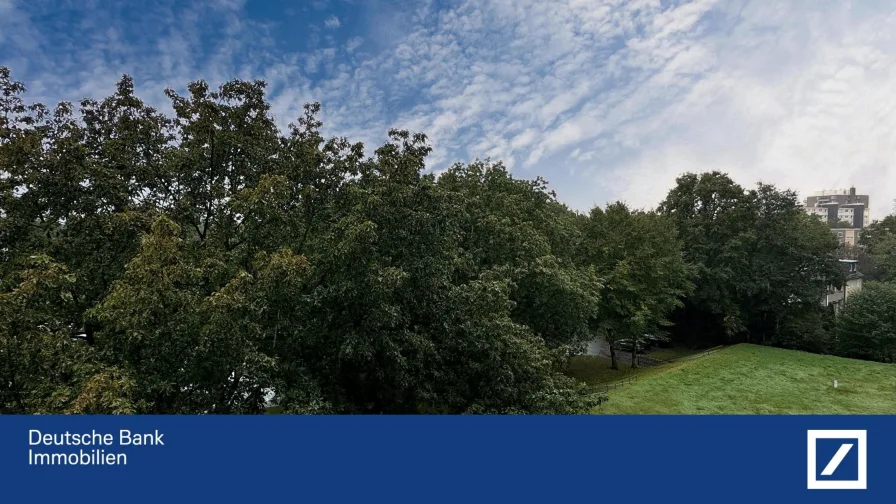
[2,0,895,217]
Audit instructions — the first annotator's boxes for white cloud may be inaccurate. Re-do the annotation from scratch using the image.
[345,36,364,53]
[5,0,896,219]
[212,0,247,11]
[324,15,340,29]
[604,1,896,219]
[0,0,42,57]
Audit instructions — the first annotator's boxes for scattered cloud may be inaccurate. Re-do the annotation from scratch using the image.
[345,36,364,53]
[2,0,895,217]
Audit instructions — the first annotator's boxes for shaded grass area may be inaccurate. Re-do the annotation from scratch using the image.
[565,355,649,386]
[595,344,896,414]
[566,344,701,387]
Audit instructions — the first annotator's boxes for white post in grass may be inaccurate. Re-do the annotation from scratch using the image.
[834,379,838,389]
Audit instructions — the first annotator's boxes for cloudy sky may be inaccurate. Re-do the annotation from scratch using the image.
[2,0,895,218]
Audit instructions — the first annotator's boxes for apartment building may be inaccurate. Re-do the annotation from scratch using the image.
[823,259,863,314]
[804,187,869,245]
[804,187,870,227]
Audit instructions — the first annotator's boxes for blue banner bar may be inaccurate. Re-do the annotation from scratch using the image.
[1,415,892,503]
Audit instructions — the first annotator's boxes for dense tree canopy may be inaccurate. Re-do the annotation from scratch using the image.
[2,68,616,414]
[1,66,883,414]
[836,282,896,363]
[659,172,842,348]
[858,214,896,254]
[857,214,896,282]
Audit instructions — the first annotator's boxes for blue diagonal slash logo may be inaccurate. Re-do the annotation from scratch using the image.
[816,439,858,480]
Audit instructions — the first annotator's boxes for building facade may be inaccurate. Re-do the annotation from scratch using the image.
[804,187,870,230]
[823,259,863,314]
[830,227,861,247]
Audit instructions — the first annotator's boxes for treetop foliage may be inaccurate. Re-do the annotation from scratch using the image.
[0,67,862,414]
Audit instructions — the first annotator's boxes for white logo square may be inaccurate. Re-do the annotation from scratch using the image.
[807,429,867,490]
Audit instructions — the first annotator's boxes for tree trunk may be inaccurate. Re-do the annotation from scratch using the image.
[609,344,618,370]
[84,323,96,346]
[631,339,638,369]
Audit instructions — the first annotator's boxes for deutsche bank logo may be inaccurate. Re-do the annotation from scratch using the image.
[807,430,867,490]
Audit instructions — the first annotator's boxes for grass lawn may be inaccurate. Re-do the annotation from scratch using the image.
[565,355,657,386]
[566,345,702,387]
[595,344,896,414]
[646,345,700,362]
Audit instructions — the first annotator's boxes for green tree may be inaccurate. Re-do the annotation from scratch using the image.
[0,256,135,414]
[579,202,693,369]
[272,134,599,413]
[869,234,896,282]
[836,282,896,363]
[773,305,835,354]
[745,184,841,345]
[660,172,840,348]
[437,161,602,356]
[1,70,167,346]
[659,172,755,345]
[858,215,896,282]
[89,217,277,413]
[858,214,896,254]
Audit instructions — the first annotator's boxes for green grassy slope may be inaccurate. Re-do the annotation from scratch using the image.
[595,344,896,414]
[565,346,701,386]
[565,355,647,385]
